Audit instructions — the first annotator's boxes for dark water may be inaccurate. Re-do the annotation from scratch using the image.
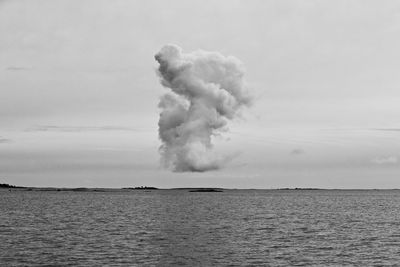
[2,189,400,266]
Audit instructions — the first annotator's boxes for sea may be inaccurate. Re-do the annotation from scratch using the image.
[1,189,400,266]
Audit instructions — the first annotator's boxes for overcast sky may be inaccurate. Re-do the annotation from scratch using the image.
[1,0,400,188]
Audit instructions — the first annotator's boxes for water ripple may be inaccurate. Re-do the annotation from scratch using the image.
[1,189,400,265]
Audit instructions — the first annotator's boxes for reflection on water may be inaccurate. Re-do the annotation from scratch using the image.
[1,189,400,266]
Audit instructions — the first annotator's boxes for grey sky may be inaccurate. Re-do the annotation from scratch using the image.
[1,0,400,188]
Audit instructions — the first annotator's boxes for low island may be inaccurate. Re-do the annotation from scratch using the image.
[189,188,223,192]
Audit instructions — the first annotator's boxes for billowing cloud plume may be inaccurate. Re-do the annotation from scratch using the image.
[155,45,252,172]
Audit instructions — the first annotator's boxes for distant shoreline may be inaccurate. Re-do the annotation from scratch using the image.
[1,183,400,192]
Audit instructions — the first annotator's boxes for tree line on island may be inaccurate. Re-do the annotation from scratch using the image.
[0,183,23,188]
[122,186,158,190]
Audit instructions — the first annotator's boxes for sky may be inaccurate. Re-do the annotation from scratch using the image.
[1,0,400,188]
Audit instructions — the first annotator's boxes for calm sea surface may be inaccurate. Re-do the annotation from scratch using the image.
[1,189,400,266]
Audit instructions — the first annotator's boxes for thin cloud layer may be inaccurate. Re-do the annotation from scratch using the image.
[0,137,11,143]
[5,66,31,71]
[26,125,138,132]
[371,156,398,165]
[373,128,400,132]
[291,149,304,156]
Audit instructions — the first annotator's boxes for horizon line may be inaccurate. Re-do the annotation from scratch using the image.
[2,183,400,191]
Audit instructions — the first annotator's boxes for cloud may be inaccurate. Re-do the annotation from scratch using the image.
[155,44,252,172]
[25,125,138,132]
[372,128,400,132]
[371,156,398,165]
[291,148,304,156]
[5,66,31,71]
[0,137,11,143]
